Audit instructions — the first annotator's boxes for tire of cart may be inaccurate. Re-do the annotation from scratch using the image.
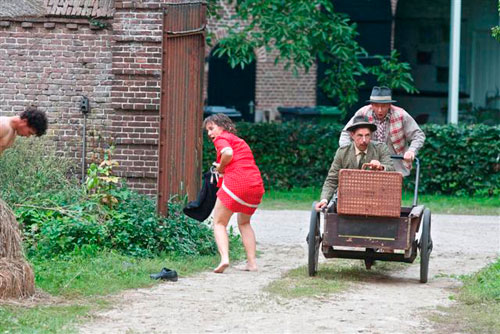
[419,207,432,283]
[307,202,321,277]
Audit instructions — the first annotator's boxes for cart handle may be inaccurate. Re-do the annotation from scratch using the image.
[390,155,420,207]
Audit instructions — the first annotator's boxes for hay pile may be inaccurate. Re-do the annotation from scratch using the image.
[0,199,35,299]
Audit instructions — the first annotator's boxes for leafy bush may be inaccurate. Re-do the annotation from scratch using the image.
[413,124,499,196]
[203,121,500,196]
[204,121,344,189]
[0,137,79,205]
[0,140,227,259]
[18,192,218,259]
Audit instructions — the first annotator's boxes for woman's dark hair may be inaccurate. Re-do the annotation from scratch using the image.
[203,113,237,134]
[20,106,48,136]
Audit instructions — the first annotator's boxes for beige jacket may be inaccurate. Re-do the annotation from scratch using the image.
[320,142,395,202]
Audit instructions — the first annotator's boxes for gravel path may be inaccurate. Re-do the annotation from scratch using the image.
[79,211,499,334]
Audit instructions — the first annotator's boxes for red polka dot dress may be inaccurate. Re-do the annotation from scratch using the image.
[213,131,265,215]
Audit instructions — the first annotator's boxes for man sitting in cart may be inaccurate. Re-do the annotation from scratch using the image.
[315,116,395,211]
[338,86,425,176]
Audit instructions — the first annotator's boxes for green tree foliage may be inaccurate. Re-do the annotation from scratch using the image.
[208,0,418,110]
[492,1,500,41]
[203,122,499,196]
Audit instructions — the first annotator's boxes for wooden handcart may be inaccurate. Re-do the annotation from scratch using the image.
[307,156,433,283]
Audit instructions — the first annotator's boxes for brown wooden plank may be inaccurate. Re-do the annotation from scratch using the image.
[157,3,206,215]
[323,213,410,250]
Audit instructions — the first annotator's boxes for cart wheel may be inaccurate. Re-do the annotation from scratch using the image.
[419,208,432,283]
[308,203,321,276]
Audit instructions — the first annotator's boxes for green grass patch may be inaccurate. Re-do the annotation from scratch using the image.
[32,250,243,298]
[430,258,500,334]
[0,241,245,334]
[265,259,409,298]
[260,187,500,215]
[410,193,500,215]
[0,304,91,334]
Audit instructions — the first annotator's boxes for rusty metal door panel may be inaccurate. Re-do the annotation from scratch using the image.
[157,2,206,215]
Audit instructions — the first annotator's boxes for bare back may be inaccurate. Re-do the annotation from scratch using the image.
[0,116,17,155]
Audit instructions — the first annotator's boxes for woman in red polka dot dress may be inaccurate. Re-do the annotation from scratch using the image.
[204,114,265,273]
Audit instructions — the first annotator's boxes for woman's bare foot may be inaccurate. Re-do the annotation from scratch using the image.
[245,264,258,272]
[213,262,229,273]
[235,263,258,272]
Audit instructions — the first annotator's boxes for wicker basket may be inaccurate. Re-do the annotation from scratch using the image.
[337,169,402,218]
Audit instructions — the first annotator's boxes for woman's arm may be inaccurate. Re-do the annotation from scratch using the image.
[215,147,233,173]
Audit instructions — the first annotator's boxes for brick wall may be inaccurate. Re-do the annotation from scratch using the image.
[206,3,317,116]
[110,0,202,194]
[0,0,318,195]
[0,18,113,163]
[0,0,199,195]
[255,49,317,113]
[111,0,163,193]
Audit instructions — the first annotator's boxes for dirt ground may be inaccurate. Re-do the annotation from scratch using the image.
[79,211,499,334]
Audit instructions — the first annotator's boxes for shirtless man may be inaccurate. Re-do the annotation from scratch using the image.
[0,106,48,155]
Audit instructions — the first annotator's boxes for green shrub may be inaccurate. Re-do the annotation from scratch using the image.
[203,121,500,196]
[204,121,344,189]
[0,140,226,259]
[0,137,79,205]
[413,124,500,196]
[18,191,218,259]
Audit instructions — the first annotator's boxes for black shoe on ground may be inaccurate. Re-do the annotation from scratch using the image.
[150,268,178,282]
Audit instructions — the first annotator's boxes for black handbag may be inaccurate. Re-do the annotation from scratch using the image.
[183,170,219,222]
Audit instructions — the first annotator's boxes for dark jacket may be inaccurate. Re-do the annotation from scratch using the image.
[183,171,218,222]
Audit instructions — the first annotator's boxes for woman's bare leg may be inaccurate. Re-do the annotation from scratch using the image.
[213,199,233,273]
[237,212,258,271]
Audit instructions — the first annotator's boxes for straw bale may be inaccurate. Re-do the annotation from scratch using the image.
[0,258,35,299]
[0,199,23,259]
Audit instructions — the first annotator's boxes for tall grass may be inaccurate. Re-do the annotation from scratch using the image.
[0,137,81,206]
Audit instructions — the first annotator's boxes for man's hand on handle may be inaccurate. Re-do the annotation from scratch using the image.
[362,160,384,171]
[315,199,327,212]
[403,150,415,162]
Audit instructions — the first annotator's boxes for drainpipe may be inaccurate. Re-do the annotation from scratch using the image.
[390,0,399,51]
[447,0,461,124]
[80,96,90,183]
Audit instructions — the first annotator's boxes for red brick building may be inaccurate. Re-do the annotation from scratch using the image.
[0,0,316,194]
[205,2,316,121]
